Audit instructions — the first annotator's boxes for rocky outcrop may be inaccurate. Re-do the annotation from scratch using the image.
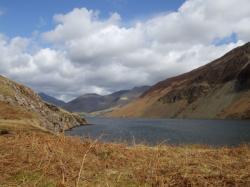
[235,63,250,91]
[0,75,87,132]
[159,83,211,104]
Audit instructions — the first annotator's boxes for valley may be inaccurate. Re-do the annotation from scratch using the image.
[0,43,249,187]
[1,1,250,186]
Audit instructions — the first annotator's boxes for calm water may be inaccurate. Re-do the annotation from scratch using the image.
[66,117,250,146]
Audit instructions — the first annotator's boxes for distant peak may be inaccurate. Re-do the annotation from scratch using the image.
[79,93,101,98]
[83,93,100,96]
[132,85,150,89]
[38,92,46,96]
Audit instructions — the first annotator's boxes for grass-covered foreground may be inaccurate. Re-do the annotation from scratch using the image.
[0,129,250,187]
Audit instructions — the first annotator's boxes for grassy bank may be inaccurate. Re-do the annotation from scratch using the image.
[0,130,249,187]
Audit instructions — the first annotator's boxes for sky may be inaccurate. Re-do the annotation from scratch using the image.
[0,0,250,101]
[0,0,184,37]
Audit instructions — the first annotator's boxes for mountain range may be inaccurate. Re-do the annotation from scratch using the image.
[40,86,150,113]
[33,43,250,120]
[107,42,250,119]
[39,92,66,107]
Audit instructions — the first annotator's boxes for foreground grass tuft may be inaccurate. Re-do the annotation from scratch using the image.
[0,132,249,186]
[7,171,56,187]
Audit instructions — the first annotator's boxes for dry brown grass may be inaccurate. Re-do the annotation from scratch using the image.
[0,102,49,133]
[0,131,249,187]
[0,78,15,97]
[0,101,36,120]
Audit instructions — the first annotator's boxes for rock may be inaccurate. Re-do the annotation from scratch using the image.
[0,129,9,135]
[0,75,87,132]
[159,83,210,104]
[235,63,250,91]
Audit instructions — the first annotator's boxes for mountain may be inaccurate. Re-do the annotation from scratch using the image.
[0,75,87,132]
[108,42,250,119]
[64,86,150,113]
[39,92,66,107]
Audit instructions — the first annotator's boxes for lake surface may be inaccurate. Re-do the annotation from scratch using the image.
[66,117,250,146]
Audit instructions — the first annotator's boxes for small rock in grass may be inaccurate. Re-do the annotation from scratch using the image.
[0,129,10,135]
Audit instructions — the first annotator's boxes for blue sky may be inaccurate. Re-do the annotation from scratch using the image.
[0,0,184,37]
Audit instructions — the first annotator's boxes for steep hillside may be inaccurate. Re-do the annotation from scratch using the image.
[39,92,66,107]
[108,42,250,119]
[0,75,87,132]
[64,86,150,113]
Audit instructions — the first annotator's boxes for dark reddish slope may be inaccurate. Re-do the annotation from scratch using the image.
[142,42,250,97]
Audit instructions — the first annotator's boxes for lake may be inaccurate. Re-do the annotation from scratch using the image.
[66,117,250,146]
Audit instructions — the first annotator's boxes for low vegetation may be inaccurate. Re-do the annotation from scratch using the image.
[0,129,249,187]
[0,101,36,120]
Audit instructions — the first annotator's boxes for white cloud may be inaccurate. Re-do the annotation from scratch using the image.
[144,0,250,44]
[43,8,121,43]
[0,0,250,101]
